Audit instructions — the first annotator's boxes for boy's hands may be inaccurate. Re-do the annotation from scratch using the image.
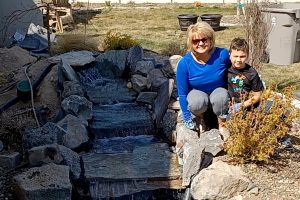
[232,103,241,112]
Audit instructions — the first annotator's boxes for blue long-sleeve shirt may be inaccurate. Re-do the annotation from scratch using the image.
[176,47,230,121]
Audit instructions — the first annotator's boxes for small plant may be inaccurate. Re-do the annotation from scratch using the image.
[102,31,139,51]
[224,86,300,163]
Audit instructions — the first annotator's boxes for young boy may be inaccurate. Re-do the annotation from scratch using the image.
[228,37,264,112]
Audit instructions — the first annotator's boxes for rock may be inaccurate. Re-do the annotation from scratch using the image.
[13,163,72,200]
[90,103,154,139]
[62,81,85,99]
[169,55,182,74]
[28,144,63,166]
[162,110,177,142]
[23,122,65,149]
[48,50,95,67]
[126,45,144,73]
[198,129,224,156]
[58,145,82,180]
[85,79,137,104]
[36,65,60,119]
[57,114,89,150]
[134,60,155,76]
[0,140,3,152]
[182,141,205,186]
[131,74,148,93]
[153,79,174,127]
[136,92,157,104]
[61,95,93,121]
[147,68,168,91]
[191,160,251,200]
[0,152,22,169]
[95,50,127,77]
[61,59,79,82]
[175,123,199,152]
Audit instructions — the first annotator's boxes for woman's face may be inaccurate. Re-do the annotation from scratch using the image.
[191,34,211,54]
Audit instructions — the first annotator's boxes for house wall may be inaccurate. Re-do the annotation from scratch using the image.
[0,0,43,47]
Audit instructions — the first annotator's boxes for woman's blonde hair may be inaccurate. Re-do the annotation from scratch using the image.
[186,21,215,52]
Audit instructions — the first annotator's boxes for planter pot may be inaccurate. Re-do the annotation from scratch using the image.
[17,80,31,102]
[200,14,223,31]
[177,14,199,31]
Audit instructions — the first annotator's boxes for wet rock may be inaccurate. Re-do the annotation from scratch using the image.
[95,50,127,77]
[0,152,22,169]
[82,143,181,180]
[153,79,174,127]
[161,59,175,78]
[147,68,168,91]
[58,145,81,180]
[62,81,85,99]
[0,140,3,152]
[136,92,157,104]
[61,95,93,121]
[86,79,137,104]
[13,163,72,200]
[162,110,177,142]
[90,103,154,139]
[23,122,65,149]
[57,114,89,150]
[93,135,156,154]
[61,59,79,82]
[28,144,63,166]
[126,45,144,72]
[131,74,148,93]
[134,60,155,76]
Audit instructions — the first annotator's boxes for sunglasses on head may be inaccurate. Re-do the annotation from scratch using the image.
[192,38,209,44]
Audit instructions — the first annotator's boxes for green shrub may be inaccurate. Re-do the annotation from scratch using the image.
[102,31,139,51]
[224,86,300,163]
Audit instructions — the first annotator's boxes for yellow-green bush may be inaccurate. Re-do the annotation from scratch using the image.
[102,31,139,51]
[224,86,300,163]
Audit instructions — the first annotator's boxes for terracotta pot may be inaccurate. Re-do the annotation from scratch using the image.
[177,14,199,31]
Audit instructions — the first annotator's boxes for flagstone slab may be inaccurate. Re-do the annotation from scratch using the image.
[90,103,154,139]
[82,143,181,180]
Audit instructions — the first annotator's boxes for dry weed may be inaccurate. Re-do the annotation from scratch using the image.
[51,34,100,55]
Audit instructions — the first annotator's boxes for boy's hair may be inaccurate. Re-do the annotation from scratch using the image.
[229,37,249,55]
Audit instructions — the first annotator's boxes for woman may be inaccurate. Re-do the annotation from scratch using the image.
[176,22,230,131]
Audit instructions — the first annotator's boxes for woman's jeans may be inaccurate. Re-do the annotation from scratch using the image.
[186,87,229,118]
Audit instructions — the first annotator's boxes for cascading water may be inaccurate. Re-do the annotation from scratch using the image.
[76,60,186,199]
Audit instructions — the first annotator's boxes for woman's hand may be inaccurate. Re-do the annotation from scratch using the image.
[184,119,196,130]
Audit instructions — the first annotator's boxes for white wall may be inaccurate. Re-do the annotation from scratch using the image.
[73,0,300,4]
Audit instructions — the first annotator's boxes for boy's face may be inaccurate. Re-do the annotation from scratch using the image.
[230,49,248,69]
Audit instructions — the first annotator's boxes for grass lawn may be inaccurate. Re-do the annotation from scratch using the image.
[60,3,300,90]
